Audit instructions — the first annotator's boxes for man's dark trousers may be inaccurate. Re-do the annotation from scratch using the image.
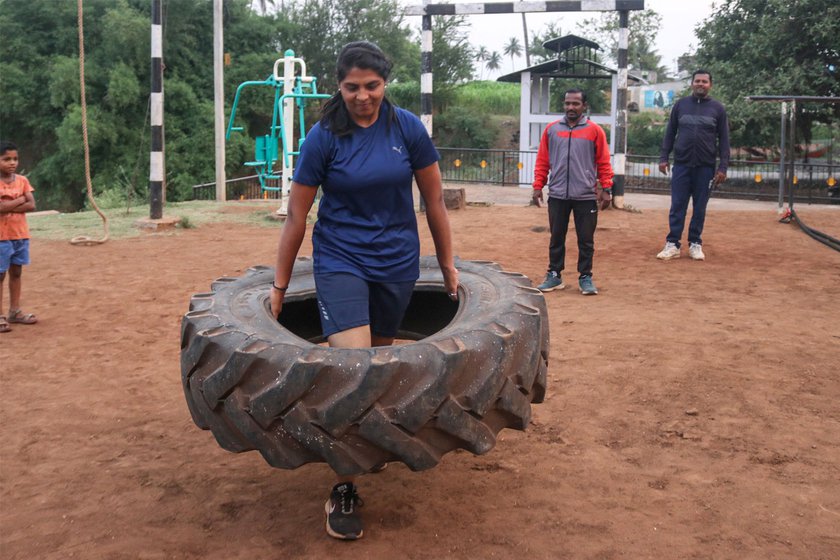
[667,164,715,247]
[547,197,598,277]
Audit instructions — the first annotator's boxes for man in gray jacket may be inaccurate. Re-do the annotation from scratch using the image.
[532,89,614,295]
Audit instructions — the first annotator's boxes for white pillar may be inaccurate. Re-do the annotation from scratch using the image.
[519,71,532,185]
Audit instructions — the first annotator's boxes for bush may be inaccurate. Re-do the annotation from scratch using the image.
[434,106,498,149]
[627,112,667,156]
[83,187,132,211]
[387,80,420,114]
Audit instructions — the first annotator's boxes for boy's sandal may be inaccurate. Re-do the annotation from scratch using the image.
[0,316,10,333]
[8,309,37,325]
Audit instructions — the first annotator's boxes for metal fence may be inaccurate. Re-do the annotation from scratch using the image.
[192,175,283,201]
[193,153,839,205]
[435,148,840,204]
[625,156,840,204]
[437,148,539,186]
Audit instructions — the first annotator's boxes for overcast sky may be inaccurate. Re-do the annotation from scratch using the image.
[400,0,719,79]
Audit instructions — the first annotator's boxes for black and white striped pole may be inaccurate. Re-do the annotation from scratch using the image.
[150,0,164,219]
[420,12,433,136]
[612,9,629,209]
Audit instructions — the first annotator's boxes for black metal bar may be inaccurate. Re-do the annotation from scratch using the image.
[748,96,840,103]
[789,100,797,211]
[778,102,786,211]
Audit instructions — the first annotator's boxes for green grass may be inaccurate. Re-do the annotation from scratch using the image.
[452,82,520,115]
[27,200,287,241]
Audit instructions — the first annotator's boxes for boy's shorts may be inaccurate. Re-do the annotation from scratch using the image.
[0,239,30,273]
[314,272,416,339]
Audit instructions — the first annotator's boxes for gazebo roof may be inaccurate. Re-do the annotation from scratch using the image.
[497,34,642,84]
[542,34,600,53]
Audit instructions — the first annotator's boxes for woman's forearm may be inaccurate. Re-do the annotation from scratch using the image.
[274,183,317,287]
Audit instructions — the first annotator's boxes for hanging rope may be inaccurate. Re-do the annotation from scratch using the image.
[70,0,109,246]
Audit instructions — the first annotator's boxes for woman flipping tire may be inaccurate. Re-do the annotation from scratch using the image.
[184,41,545,540]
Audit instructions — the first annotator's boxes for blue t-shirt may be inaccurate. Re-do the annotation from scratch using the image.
[293,103,439,282]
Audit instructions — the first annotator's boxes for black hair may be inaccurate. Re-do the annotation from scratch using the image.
[320,41,396,137]
[564,88,588,104]
[0,141,18,156]
[692,69,713,84]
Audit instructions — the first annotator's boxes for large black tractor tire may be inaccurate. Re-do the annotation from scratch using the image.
[181,256,548,476]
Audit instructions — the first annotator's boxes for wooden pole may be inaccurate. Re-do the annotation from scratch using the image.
[214,0,226,201]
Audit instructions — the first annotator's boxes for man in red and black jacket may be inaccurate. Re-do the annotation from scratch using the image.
[532,88,614,296]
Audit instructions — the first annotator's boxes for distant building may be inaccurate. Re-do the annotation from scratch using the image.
[628,79,689,113]
[637,69,658,84]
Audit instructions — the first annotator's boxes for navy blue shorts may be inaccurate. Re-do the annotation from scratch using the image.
[314,272,416,339]
[0,239,30,273]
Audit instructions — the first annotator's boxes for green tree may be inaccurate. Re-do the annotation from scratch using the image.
[528,22,563,64]
[272,2,474,110]
[694,0,840,151]
[273,0,417,91]
[0,0,155,210]
[0,0,427,210]
[0,0,482,210]
[475,45,489,79]
[486,51,502,74]
[578,9,669,80]
[503,37,522,72]
[428,16,475,108]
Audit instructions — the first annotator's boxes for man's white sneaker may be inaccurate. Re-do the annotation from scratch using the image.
[656,242,680,260]
[689,243,705,260]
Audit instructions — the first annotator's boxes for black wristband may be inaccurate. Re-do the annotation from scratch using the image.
[272,282,288,291]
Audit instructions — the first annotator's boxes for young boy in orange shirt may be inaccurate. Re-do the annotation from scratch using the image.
[0,141,37,333]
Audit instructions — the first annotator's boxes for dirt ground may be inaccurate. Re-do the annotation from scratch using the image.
[2,192,839,559]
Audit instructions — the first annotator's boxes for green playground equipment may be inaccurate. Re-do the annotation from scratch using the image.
[227,50,331,195]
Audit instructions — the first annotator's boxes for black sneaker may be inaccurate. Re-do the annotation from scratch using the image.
[325,482,364,540]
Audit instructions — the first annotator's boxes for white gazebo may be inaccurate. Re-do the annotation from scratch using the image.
[498,35,643,185]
